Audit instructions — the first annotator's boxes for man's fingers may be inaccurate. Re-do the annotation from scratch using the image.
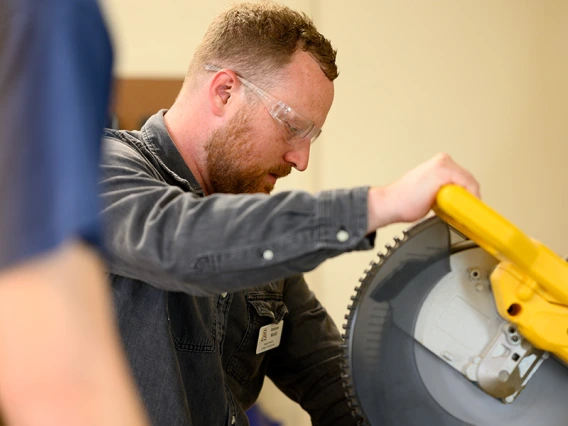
[436,154,481,199]
[454,167,481,199]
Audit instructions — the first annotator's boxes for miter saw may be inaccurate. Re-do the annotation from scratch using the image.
[342,185,568,426]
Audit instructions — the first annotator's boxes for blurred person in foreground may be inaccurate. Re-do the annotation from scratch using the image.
[0,0,148,424]
[100,2,480,425]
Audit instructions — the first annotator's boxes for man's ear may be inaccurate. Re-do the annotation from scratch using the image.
[207,70,241,117]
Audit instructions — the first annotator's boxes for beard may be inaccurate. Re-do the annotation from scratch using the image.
[204,108,291,194]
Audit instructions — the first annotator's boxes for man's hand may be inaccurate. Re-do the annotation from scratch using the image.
[0,241,149,426]
[367,153,480,233]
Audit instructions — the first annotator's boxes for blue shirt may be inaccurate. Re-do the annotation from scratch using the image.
[0,0,113,269]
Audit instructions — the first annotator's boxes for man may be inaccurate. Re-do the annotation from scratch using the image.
[0,0,148,424]
[100,2,480,425]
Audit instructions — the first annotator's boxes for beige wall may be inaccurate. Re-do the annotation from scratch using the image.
[101,1,567,425]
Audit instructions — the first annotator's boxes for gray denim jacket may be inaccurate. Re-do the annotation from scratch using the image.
[100,111,374,425]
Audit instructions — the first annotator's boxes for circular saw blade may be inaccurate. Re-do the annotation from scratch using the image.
[342,217,568,425]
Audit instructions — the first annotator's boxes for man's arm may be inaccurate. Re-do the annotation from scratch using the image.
[101,138,373,295]
[0,0,148,423]
[265,275,357,425]
[102,139,479,297]
[0,242,148,426]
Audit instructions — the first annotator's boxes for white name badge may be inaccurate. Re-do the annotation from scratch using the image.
[256,320,284,354]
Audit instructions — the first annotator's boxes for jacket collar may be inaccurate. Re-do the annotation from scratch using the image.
[140,109,204,196]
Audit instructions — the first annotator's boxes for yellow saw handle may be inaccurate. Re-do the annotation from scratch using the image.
[434,184,568,364]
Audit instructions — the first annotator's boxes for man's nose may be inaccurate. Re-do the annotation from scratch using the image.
[283,140,310,171]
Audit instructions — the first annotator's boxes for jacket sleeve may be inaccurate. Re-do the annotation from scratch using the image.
[100,137,374,296]
[266,275,360,426]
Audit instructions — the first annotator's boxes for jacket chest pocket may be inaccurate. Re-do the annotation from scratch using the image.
[226,294,288,384]
[167,293,217,352]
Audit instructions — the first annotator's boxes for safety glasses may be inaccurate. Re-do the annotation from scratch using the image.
[204,65,322,144]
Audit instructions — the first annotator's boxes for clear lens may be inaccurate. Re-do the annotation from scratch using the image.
[272,102,320,144]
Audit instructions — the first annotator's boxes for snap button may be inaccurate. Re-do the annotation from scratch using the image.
[336,229,349,242]
[262,249,274,261]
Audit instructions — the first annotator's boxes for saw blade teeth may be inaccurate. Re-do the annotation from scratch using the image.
[341,221,420,425]
[341,217,447,426]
